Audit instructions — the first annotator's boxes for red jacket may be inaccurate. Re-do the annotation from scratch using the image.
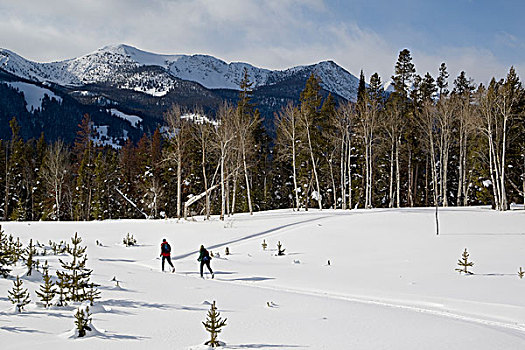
[160,242,171,257]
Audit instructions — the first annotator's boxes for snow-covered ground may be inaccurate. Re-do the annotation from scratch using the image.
[1,207,525,349]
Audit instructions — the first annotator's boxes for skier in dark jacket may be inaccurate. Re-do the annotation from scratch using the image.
[197,245,214,278]
[160,239,175,272]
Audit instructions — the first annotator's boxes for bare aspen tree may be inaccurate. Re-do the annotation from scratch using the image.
[276,103,301,210]
[435,96,456,207]
[165,105,190,219]
[191,112,214,219]
[42,140,70,220]
[214,103,236,220]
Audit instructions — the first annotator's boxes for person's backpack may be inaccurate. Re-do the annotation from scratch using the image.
[162,242,171,254]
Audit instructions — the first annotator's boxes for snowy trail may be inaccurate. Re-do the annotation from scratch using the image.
[2,207,525,349]
[217,278,525,336]
[172,214,334,260]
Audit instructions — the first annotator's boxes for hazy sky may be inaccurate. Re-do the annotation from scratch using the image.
[1,0,523,85]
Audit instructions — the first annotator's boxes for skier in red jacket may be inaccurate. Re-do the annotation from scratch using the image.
[160,239,175,272]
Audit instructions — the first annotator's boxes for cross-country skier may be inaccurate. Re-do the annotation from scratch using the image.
[160,239,175,272]
[197,245,214,278]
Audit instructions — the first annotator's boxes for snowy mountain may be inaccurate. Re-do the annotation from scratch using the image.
[0,44,359,101]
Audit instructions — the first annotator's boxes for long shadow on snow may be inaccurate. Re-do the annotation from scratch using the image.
[222,276,275,282]
[173,215,333,261]
[225,344,305,349]
[0,326,48,334]
[99,258,138,263]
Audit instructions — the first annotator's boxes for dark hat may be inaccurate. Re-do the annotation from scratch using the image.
[163,238,166,242]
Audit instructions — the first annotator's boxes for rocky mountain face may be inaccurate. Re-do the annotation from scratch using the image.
[0,44,359,144]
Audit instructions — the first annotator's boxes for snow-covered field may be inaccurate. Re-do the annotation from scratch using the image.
[1,207,525,349]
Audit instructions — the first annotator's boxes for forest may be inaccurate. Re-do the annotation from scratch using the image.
[0,49,523,221]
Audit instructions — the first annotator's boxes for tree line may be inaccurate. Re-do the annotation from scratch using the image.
[0,49,524,221]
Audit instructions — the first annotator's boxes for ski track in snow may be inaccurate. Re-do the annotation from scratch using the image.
[118,211,525,338]
[164,212,525,338]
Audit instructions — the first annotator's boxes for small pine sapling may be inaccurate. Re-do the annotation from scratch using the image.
[111,276,121,288]
[123,233,137,247]
[86,283,101,306]
[519,267,524,279]
[12,237,24,263]
[74,306,92,337]
[277,241,286,256]
[56,274,68,306]
[455,248,474,274]
[0,228,11,278]
[261,239,267,250]
[225,247,230,256]
[36,261,56,308]
[26,239,36,276]
[8,275,31,312]
[202,301,227,347]
[210,250,214,257]
[57,232,93,302]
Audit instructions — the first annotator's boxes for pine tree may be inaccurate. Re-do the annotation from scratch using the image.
[277,241,286,256]
[56,272,68,306]
[11,236,24,262]
[8,275,31,312]
[518,267,524,279]
[455,248,474,274]
[357,69,367,104]
[74,306,92,337]
[123,233,136,246]
[202,301,227,347]
[261,239,267,250]
[436,62,449,98]
[36,261,56,308]
[225,247,230,256]
[0,227,11,277]
[391,49,416,99]
[86,282,101,306]
[453,71,474,97]
[57,232,93,302]
[25,238,36,276]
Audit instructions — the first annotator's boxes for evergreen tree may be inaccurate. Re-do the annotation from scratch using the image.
[202,301,227,347]
[436,62,449,98]
[277,241,286,256]
[0,227,11,277]
[86,282,101,306]
[455,248,474,274]
[8,275,31,312]
[25,238,36,276]
[36,260,56,308]
[420,73,437,102]
[74,306,92,337]
[453,71,475,97]
[56,232,93,302]
[391,49,416,99]
[357,69,367,104]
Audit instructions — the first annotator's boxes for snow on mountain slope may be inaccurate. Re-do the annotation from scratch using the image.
[7,81,62,112]
[0,45,359,100]
[109,108,142,128]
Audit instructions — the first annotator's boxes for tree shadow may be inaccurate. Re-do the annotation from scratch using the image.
[0,325,48,334]
[99,258,138,263]
[101,299,177,310]
[226,344,305,349]
[225,277,275,282]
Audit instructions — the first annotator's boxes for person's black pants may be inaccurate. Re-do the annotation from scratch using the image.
[200,260,213,277]
[162,256,174,271]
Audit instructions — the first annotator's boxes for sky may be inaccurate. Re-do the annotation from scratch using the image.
[0,0,523,85]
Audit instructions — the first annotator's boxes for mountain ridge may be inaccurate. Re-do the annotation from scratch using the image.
[0,44,359,101]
